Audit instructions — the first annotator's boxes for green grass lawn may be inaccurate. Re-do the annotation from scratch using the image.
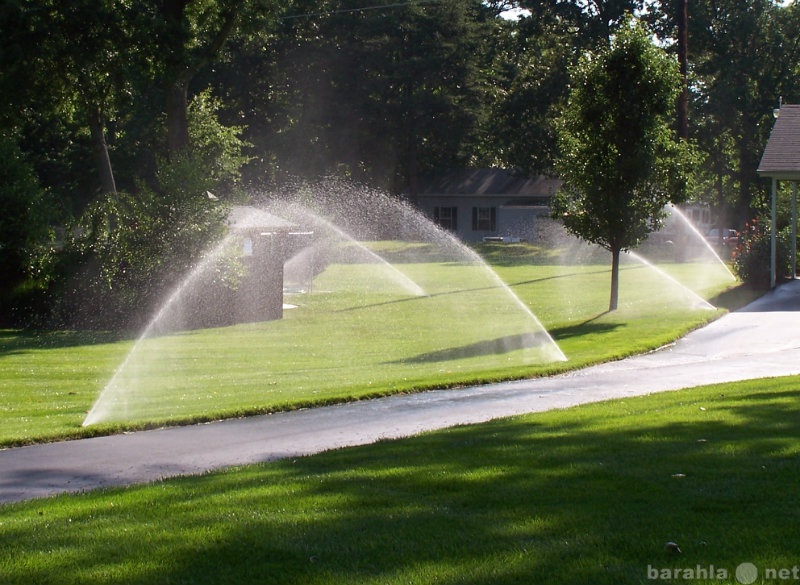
[2,376,798,585]
[0,242,750,446]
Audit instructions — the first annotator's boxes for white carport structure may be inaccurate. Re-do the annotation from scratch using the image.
[757,103,800,288]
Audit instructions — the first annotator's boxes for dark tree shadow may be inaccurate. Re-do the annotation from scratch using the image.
[0,329,128,357]
[384,332,556,364]
[9,380,800,585]
[548,314,621,341]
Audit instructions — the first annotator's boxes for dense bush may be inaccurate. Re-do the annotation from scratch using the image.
[0,133,54,325]
[50,186,228,329]
[28,92,251,330]
[731,217,793,288]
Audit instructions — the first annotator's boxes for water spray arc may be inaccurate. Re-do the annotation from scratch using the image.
[279,203,427,298]
[83,234,238,426]
[624,251,716,310]
[666,204,737,282]
[83,186,566,427]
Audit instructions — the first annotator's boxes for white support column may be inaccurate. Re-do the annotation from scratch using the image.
[771,177,777,289]
[793,182,798,279]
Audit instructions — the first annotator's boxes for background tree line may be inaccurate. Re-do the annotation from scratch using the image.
[1,0,799,328]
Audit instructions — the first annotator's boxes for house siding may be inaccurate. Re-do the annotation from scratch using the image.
[414,169,560,243]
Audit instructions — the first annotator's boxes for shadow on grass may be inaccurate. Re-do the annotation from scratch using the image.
[707,283,765,312]
[0,329,128,357]
[549,314,622,341]
[389,318,621,365]
[6,380,800,584]
[385,332,557,364]
[333,276,538,314]
[473,242,610,267]
[505,266,612,288]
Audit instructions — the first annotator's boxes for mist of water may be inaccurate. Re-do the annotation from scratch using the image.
[84,180,566,426]
[83,234,238,426]
[665,205,737,281]
[624,251,716,310]
[85,183,732,427]
[279,202,427,297]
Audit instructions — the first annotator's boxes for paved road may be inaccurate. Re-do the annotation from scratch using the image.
[3,281,800,505]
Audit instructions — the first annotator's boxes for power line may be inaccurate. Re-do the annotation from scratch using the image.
[280,0,441,20]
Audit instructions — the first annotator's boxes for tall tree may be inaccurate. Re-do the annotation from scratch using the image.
[689,0,800,224]
[229,0,493,191]
[481,6,581,174]
[552,16,690,311]
[519,0,646,41]
[1,0,135,197]
[59,1,133,195]
[675,0,689,140]
[490,0,646,175]
[158,0,244,154]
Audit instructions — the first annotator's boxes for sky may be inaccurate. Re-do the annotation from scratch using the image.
[498,1,794,19]
[500,7,532,20]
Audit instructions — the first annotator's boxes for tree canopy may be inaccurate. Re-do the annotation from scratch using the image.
[551,16,692,311]
[1,0,800,326]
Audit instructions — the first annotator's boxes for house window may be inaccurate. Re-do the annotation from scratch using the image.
[690,206,711,228]
[472,207,496,231]
[434,206,458,231]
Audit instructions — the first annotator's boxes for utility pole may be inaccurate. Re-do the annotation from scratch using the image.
[676,0,689,141]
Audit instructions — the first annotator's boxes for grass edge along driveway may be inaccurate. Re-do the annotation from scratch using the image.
[0,259,750,447]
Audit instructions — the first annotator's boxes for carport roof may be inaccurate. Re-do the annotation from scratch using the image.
[758,104,800,181]
[227,206,296,232]
[415,168,560,197]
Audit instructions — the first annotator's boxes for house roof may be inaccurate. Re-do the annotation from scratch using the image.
[227,206,296,232]
[415,168,560,197]
[757,104,800,180]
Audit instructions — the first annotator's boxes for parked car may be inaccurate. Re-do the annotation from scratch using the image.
[706,228,739,246]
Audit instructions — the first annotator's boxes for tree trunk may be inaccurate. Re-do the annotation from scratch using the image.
[609,246,620,311]
[160,0,241,157]
[88,105,117,195]
[166,77,191,154]
[716,169,725,247]
[162,0,191,154]
[676,0,689,141]
[737,121,756,224]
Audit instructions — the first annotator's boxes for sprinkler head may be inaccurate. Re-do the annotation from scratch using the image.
[664,541,682,555]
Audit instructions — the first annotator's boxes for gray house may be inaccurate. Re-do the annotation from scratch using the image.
[413,168,561,243]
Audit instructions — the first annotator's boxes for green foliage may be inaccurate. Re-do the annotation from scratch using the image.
[0,134,52,317]
[483,14,578,174]
[182,89,253,188]
[0,134,47,264]
[690,0,793,220]
[225,0,493,187]
[552,16,689,252]
[551,15,693,310]
[154,90,252,197]
[47,91,251,329]
[51,188,225,329]
[731,217,792,287]
[4,0,800,322]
